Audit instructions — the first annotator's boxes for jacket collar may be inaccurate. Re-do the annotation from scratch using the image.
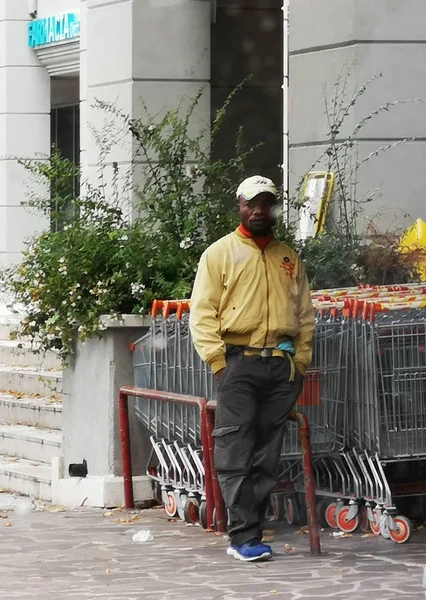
[235,225,275,251]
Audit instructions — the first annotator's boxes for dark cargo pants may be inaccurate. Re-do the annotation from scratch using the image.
[212,354,304,546]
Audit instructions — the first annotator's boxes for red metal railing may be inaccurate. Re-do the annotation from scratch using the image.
[118,387,215,528]
[119,386,321,555]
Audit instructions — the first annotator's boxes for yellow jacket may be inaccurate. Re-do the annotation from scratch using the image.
[189,228,315,375]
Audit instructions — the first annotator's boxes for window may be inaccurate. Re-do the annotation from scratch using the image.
[50,104,80,229]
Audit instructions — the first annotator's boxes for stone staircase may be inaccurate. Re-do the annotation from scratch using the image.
[0,315,62,501]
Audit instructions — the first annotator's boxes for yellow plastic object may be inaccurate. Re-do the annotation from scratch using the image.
[298,172,334,239]
[398,219,426,281]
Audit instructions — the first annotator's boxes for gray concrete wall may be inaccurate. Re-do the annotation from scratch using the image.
[211,0,283,184]
[62,326,151,478]
[289,0,426,229]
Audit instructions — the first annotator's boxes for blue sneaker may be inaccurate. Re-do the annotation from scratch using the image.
[227,538,272,562]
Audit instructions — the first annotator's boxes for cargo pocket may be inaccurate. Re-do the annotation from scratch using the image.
[211,425,242,472]
[212,425,240,438]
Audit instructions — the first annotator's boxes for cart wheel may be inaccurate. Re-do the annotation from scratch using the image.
[296,493,307,526]
[154,482,163,505]
[199,501,208,529]
[176,493,187,521]
[379,517,391,540]
[316,499,329,528]
[183,497,200,524]
[370,510,381,536]
[325,502,339,529]
[285,495,300,526]
[336,505,359,533]
[358,506,370,532]
[164,490,178,518]
[271,494,285,521]
[389,515,411,544]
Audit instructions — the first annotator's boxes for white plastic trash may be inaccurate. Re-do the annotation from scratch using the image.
[132,530,153,543]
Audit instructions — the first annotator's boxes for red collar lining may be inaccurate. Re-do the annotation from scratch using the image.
[238,224,273,251]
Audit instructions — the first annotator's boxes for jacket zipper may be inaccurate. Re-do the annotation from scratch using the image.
[262,250,270,347]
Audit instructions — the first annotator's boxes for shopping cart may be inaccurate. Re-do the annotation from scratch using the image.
[306,290,426,542]
[130,289,426,544]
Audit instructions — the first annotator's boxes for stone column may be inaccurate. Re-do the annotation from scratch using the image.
[0,1,50,268]
[81,0,211,200]
[289,0,426,226]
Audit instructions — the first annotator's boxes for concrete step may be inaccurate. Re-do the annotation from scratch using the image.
[0,364,62,396]
[0,341,61,370]
[0,393,62,430]
[0,455,51,501]
[0,425,62,464]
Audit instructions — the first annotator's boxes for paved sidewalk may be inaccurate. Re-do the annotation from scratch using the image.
[0,499,424,600]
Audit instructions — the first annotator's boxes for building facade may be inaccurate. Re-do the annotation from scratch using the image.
[289,0,426,231]
[1,0,426,268]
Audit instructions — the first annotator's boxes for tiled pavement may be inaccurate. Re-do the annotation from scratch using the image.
[0,499,425,600]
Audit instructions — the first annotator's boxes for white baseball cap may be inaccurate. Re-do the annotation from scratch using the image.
[236,175,277,202]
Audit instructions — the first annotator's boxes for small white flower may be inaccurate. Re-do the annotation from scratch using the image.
[131,282,146,297]
[59,257,66,264]
[46,333,56,341]
[77,295,82,300]
[75,283,81,288]
[185,165,198,179]
[29,321,36,327]
[119,235,128,242]
[179,236,194,250]
[78,325,84,333]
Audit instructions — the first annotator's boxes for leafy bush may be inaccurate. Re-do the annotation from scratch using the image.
[1,90,257,361]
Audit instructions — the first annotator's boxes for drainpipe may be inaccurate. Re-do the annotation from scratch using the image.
[282,0,290,224]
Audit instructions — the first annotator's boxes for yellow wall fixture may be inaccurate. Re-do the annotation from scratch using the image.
[398,219,426,281]
[298,172,334,240]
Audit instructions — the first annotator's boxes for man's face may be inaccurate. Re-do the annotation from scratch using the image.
[239,192,277,236]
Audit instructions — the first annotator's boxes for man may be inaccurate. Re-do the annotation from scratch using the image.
[189,175,315,562]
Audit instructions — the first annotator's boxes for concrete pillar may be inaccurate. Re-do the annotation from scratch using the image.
[81,0,210,201]
[0,1,50,268]
[289,0,426,227]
